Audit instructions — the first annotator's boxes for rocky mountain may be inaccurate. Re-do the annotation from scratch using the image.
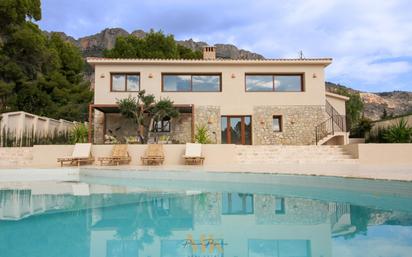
[47,28,411,121]
[326,82,412,121]
[49,28,264,59]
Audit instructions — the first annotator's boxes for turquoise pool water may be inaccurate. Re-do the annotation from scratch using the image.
[0,172,411,257]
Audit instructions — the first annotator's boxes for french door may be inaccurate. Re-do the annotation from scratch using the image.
[221,116,252,145]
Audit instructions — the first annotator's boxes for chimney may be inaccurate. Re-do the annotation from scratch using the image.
[203,46,216,60]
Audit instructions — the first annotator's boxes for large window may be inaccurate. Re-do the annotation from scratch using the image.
[246,74,303,92]
[111,73,140,92]
[163,74,221,92]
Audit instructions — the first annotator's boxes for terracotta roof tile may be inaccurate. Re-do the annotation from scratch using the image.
[86,57,333,66]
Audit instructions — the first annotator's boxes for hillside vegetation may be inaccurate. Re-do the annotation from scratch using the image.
[0,1,410,124]
[0,0,92,121]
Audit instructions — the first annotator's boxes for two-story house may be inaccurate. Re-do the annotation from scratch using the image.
[87,47,348,145]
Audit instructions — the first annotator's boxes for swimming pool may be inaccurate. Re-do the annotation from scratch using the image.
[0,170,411,257]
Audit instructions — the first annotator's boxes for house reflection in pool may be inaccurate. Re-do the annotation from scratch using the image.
[89,192,354,257]
[0,186,406,257]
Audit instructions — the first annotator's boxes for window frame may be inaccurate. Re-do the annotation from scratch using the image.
[222,192,254,215]
[110,73,140,92]
[272,115,283,132]
[275,197,285,214]
[162,73,222,92]
[153,117,171,133]
[245,73,305,92]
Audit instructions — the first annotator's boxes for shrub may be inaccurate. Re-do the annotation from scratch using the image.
[350,117,373,138]
[367,126,389,143]
[194,124,212,144]
[383,118,412,143]
[69,123,88,144]
[0,127,70,147]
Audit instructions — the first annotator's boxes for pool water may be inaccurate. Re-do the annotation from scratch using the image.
[0,172,411,257]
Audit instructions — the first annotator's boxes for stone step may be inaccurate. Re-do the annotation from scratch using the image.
[234,145,356,164]
[239,159,359,164]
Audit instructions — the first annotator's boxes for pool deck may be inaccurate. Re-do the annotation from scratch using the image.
[83,163,412,181]
[0,163,411,182]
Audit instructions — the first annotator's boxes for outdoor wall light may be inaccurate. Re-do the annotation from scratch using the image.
[148,73,153,78]
[100,73,105,78]
[312,73,317,78]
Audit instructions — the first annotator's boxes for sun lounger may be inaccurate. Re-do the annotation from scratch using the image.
[183,143,205,165]
[141,144,164,165]
[98,144,131,166]
[57,143,94,167]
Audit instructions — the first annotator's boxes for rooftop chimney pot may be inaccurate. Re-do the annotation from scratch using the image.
[203,46,216,60]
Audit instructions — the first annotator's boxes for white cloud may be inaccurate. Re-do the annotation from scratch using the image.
[333,225,412,257]
[38,0,412,91]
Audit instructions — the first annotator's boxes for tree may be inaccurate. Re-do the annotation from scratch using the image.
[335,88,364,130]
[104,30,202,59]
[150,98,180,137]
[0,0,41,36]
[350,117,373,138]
[381,108,388,120]
[0,0,92,122]
[117,91,179,143]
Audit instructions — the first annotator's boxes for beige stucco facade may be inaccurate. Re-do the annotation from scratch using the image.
[92,61,328,112]
[87,57,348,145]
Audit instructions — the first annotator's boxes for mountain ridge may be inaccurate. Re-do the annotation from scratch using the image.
[45,28,411,121]
[46,28,264,60]
[326,82,412,121]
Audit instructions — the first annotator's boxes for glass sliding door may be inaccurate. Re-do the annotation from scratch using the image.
[230,117,242,145]
[244,116,252,145]
[221,116,252,145]
[221,117,228,144]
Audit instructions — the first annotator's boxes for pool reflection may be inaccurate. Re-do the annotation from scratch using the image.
[0,184,411,257]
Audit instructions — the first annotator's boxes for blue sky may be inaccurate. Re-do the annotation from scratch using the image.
[37,0,412,92]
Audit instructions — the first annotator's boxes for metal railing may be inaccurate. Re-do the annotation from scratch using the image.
[315,100,347,145]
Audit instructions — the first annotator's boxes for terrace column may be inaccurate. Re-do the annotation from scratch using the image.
[88,104,93,143]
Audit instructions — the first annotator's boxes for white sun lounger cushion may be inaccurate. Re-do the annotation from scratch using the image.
[71,143,92,158]
[184,143,202,157]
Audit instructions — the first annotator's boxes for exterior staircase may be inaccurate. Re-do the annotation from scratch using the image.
[235,145,357,164]
[315,100,348,145]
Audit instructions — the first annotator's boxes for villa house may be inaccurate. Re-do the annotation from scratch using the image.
[87,47,349,145]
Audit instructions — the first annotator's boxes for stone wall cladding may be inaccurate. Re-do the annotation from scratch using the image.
[98,113,192,144]
[253,105,326,145]
[194,106,221,144]
[93,110,104,144]
[169,113,192,143]
[254,195,328,225]
[106,113,139,139]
